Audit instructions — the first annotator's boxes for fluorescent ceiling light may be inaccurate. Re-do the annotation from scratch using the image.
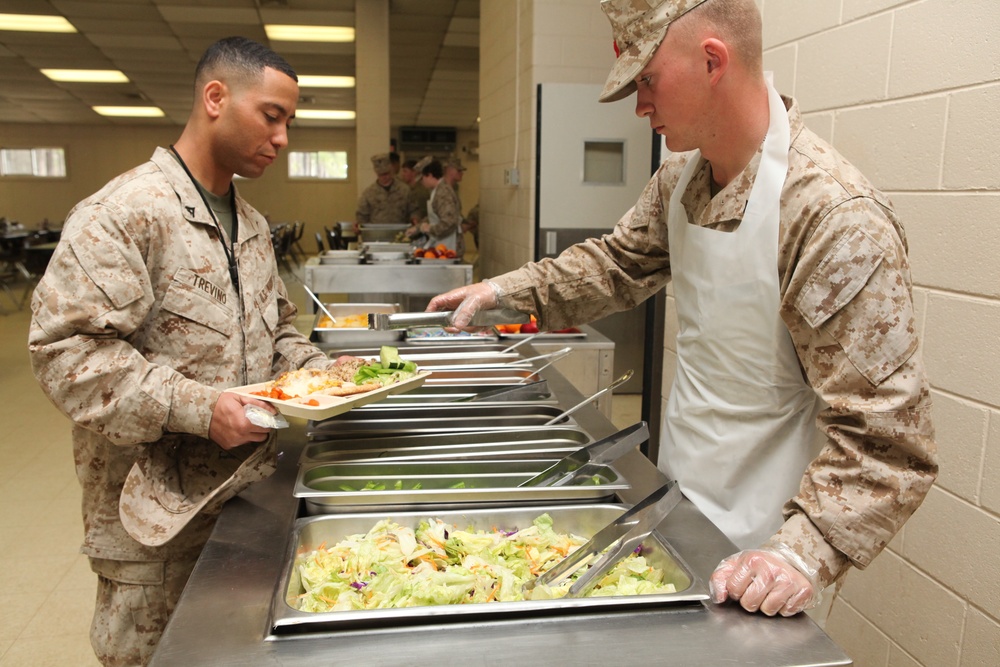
[264,24,354,42]
[43,69,129,83]
[297,75,355,88]
[0,13,76,32]
[93,106,165,118]
[296,109,356,120]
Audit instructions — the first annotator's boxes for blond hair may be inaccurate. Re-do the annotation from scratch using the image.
[674,0,764,71]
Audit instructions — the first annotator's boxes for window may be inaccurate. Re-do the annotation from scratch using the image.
[0,147,66,177]
[583,141,624,185]
[288,150,349,180]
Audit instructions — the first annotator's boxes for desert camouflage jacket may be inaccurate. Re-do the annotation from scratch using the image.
[29,147,329,561]
[490,96,938,588]
[356,178,414,226]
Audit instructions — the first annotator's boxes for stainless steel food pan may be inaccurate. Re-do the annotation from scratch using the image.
[421,368,541,385]
[295,460,628,514]
[312,303,402,345]
[306,404,577,434]
[270,505,708,634]
[327,343,514,357]
[300,427,592,463]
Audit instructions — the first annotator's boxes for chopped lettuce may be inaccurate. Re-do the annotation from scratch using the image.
[294,514,676,613]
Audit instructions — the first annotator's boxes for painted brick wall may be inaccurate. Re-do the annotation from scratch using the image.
[761,1,1000,664]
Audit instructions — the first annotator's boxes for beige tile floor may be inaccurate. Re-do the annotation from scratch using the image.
[0,270,642,666]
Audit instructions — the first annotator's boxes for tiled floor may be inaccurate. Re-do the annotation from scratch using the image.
[0,267,642,665]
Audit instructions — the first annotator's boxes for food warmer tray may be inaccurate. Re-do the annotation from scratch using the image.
[312,302,402,345]
[294,459,628,514]
[270,504,708,635]
[306,403,577,435]
[300,427,592,464]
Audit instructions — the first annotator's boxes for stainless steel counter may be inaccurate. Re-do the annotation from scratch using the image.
[151,369,851,667]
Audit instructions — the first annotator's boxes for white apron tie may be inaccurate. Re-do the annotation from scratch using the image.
[660,82,824,549]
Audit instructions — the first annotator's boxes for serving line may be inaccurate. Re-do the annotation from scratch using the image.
[150,364,850,667]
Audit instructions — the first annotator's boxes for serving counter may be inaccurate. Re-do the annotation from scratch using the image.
[303,257,473,313]
[151,365,851,666]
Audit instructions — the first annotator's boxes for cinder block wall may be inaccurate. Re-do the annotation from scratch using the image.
[763,1,1000,664]
[482,1,1000,663]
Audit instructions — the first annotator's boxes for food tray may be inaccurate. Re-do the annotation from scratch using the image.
[414,257,462,264]
[500,328,586,339]
[405,327,499,344]
[300,427,590,463]
[312,302,403,345]
[305,403,577,436]
[295,459,628,514]
[229,371,430,420]
[270,505,708,634]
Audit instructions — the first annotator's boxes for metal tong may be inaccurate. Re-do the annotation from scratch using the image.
[518,421,648,487]
[522,480,682,598]
[542,369,633,425]
[367,308,529,331]
[452,379,550,403]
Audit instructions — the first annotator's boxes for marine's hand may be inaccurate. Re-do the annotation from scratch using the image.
[709,548,818,616]
[426,282,497,329]
[209,392,275,450]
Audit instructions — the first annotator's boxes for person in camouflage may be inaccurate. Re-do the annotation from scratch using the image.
[407,157,466,257]
[427,0,937,618]
[355,153,415,227]
[401,158,432,225]
[28,37,341,666]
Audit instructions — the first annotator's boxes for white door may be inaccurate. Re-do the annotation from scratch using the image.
[536,82,657,394]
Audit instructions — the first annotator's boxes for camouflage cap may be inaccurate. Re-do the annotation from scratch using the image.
[445,156,467,172]
[599,0,710,103]
[371,153,393,175]
[119,433,277,547]
[413,155,433,172]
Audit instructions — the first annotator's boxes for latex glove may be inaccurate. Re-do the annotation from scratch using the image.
[709,546,820,617]
[426,281,497,329]
[209,391,276,451]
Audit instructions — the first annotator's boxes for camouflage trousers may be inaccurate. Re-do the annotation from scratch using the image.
[88,556,198,667]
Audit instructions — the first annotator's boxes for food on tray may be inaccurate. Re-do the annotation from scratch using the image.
[293,513,676,612]
[252,346,418,401]
[317,313,369,329]
[414,244,457,259]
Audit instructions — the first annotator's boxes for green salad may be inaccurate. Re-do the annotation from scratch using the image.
[352,346,419,386]
[293,513,676,612]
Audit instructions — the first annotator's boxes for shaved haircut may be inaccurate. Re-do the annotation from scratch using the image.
[674,0,764,71]
[194,36,297,92]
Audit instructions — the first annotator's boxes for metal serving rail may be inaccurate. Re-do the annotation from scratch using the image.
[150,368,851,667]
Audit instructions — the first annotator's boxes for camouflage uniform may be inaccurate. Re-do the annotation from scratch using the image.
[490,96,938,589]
[409,182,432,223]
[425,180,465,257]
[28,147,330,664]
[355,178,415,226]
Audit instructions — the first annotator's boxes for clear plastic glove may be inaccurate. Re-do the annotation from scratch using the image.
[426,281,498,329]
[709,545,820,616]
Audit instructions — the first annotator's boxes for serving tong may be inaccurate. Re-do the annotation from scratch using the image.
[522,479,682,598]
[518,421,648,487]
[452,379,550,403]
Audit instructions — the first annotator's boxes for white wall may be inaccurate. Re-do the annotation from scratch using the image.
[481,1,1000,665]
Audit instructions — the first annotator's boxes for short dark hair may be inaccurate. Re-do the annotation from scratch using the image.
[389,152,401,166]
[194,36,297,91]
[402,159,417,170]
[422,160,443,179]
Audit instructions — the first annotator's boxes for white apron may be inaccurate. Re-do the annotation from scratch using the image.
[423,185,459,251]
[660,82,824,549]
